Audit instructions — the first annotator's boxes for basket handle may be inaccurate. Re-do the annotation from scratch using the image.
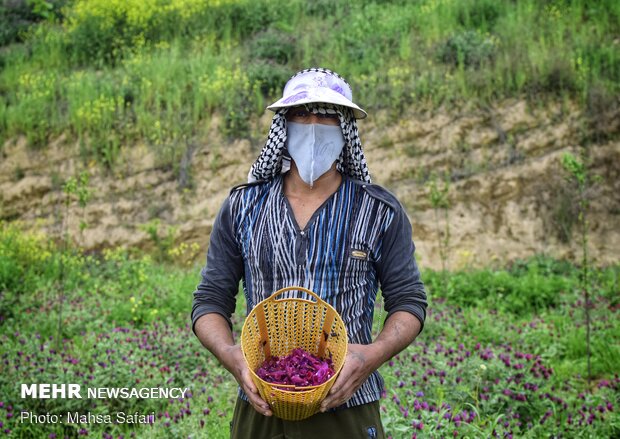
[269,286,322,303]
[266,286,337,358]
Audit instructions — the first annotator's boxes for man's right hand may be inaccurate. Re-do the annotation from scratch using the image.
[193,314,272,417]
[221,344,273,417]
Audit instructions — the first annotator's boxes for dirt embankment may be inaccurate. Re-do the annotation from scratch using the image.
[1,100,618,269]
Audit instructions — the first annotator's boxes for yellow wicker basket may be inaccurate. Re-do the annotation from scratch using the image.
[240,286,348,421]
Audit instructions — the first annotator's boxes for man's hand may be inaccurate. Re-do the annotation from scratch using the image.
[319,311,422,412]
[319,344,379,412]
[221,345,273,417]
[194,314,272,416]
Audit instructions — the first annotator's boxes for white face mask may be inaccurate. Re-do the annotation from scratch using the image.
[286,122,345,187]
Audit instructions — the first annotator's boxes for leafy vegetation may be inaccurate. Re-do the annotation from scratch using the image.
[1,0,619,169]
[1,224,618,437]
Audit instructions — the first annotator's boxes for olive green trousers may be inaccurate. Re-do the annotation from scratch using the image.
[230,398,385,439]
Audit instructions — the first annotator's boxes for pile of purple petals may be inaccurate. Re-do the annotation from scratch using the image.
[256,348,334,389]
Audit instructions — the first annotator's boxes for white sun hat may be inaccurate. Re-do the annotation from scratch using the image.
[267,67,367,119]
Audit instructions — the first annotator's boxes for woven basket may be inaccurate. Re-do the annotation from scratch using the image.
[240,286,348,421]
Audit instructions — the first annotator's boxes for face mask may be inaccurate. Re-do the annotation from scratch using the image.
[286,122,345,187]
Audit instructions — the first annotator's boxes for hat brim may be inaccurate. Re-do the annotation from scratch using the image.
[267,88,367,119]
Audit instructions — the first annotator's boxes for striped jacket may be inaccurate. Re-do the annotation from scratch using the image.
[192,174,427,408]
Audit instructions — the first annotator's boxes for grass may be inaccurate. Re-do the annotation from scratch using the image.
[1,0,619,169]
[0,223,618,437]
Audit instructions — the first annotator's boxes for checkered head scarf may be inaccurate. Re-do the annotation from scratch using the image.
[248,68,372,184]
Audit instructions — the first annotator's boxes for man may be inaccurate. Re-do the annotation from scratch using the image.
[192,67,427,438]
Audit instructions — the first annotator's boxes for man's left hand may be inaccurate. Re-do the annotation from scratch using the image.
[319,343,379,412]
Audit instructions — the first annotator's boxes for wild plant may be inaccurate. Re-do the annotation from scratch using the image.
[560,150,600,386]
[140,219,178,263]
[427,172,452,291]
[54,170,92,346]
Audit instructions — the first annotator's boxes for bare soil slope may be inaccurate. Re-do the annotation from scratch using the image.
[1,100,618,269]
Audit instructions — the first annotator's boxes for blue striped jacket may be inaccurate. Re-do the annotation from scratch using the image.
[192,174,427,408]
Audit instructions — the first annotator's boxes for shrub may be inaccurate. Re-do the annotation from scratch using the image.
[456,0,501,29]
[424,257,575,315]
[248,29,296,64]
[538,56,579,95]
[0,0,36,45]
[303,0,350,18]
[437,30,496,68]
[199,64,257,137]
[0,222,52,295]
[64,0,202,65]
[63,0,288,66]
[247,60,291,96]
[0,0,67,45]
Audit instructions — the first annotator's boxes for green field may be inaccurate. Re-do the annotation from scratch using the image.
[1,223,618,438]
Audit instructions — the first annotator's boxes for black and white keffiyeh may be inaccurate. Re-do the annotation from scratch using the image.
[248,103,372,183]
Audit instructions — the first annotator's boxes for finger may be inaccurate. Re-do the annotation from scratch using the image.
[324,386,342,404]
[321,391,338,411]
[321,366,352,411]
[243,382,268,405]
[248,394,272,416]
[243,383,272,413]
[241,380,272,415]
[321,386,348,411]
[321,397,343,412]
